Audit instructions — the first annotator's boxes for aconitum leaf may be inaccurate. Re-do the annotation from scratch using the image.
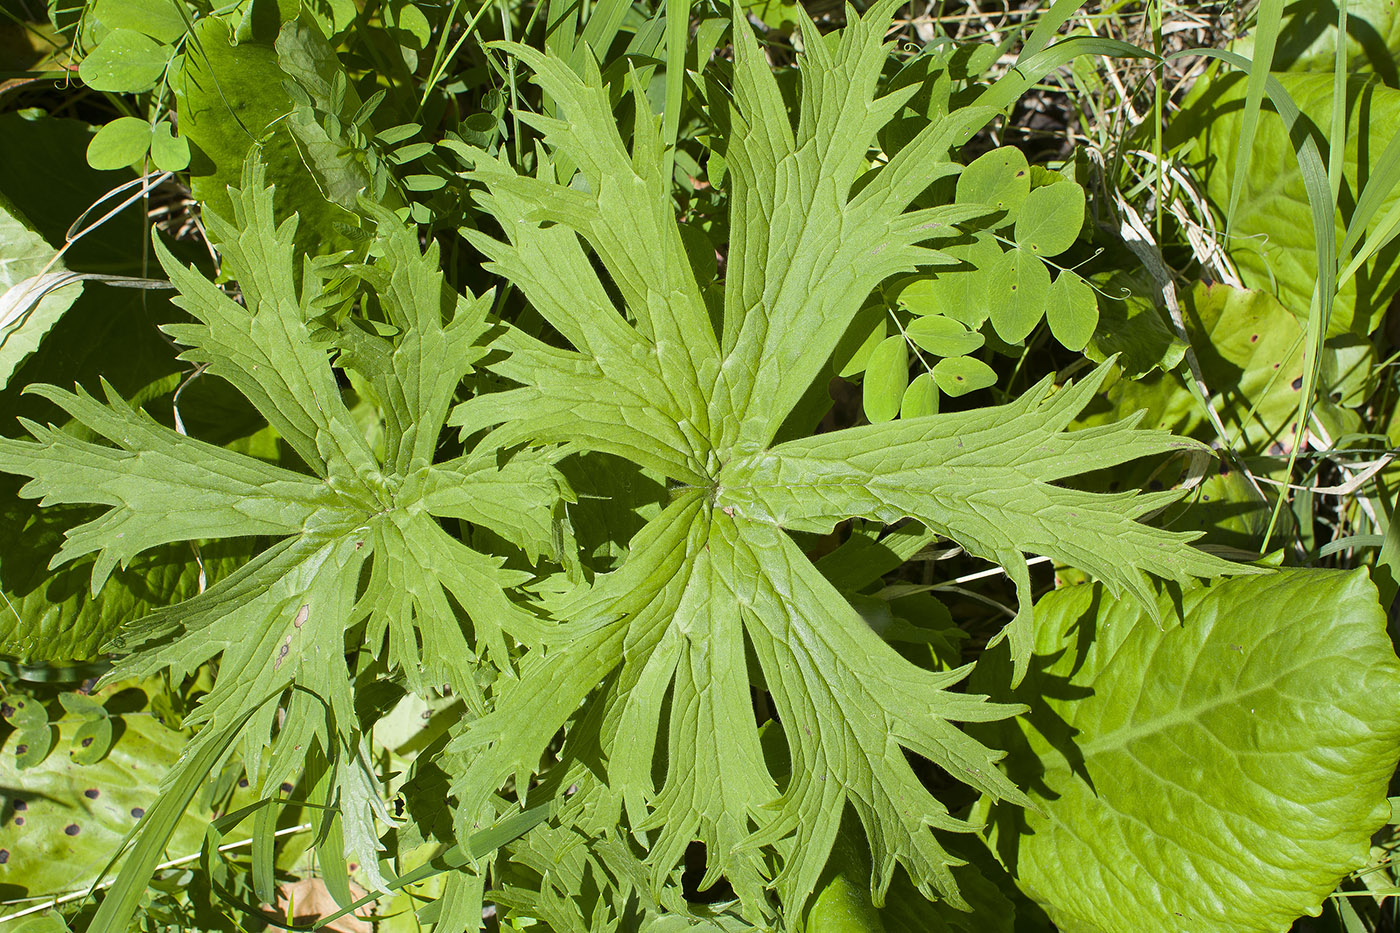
[0,161,568,901]
[445,0,1248,918]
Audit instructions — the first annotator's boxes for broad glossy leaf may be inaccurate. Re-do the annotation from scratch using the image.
[1176,71,1400,335]
[808,820,895,932]
[0,699,214,903]
[1230,0,1400,77]
[0,193,81,391]
[1088,283,1305,456]
[275,17,399,212]
[1074,282,1323,551]
[0,272,244,666]
[973,569,1400,933]
[174,16,358,255]
[0,114,144,273]
[1082,270,1185,378]
[0,14,68,91]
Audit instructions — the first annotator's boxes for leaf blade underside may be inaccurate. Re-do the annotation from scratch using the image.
[448,0,1250,917]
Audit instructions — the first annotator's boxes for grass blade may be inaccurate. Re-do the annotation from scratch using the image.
[663,0,691,180]
[973,36,1157,128]
[311,801,555,928]
[1226,0,1283,232]
[86,700,273,933]
[1328,0,1349,203]
[1019,0,1089,61]
[1174,48,1336,550]
[574,0,632,71]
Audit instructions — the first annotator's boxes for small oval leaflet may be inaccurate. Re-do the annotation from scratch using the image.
[862,335,909,424]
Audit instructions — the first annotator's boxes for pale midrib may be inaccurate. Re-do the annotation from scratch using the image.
[1066,657,1317,762]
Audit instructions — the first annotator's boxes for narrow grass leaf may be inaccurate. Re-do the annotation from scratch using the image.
[1226,0,1284,232]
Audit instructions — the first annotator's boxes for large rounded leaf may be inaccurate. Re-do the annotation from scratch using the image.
[1229,0,1400,78]
[0,700,214,905]
[973,568,1400,933]
[1176,72,1400,335]
[0,193,82,391]
[955,146,1029,225]
[987,248,1048,343]
[76,29,171,93]
[174,16,357,255]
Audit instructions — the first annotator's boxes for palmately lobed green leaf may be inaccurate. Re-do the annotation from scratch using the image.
[717,360,1257,680]
[0,160,568,901]
[0,381,338,595]
[445,0,1258,920]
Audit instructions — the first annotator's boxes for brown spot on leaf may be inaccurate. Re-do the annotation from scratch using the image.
[81,737,94,747]
[84,789,99,799]
[64,824,79,835]
[274,636,292,671]
[131,807,145,818]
